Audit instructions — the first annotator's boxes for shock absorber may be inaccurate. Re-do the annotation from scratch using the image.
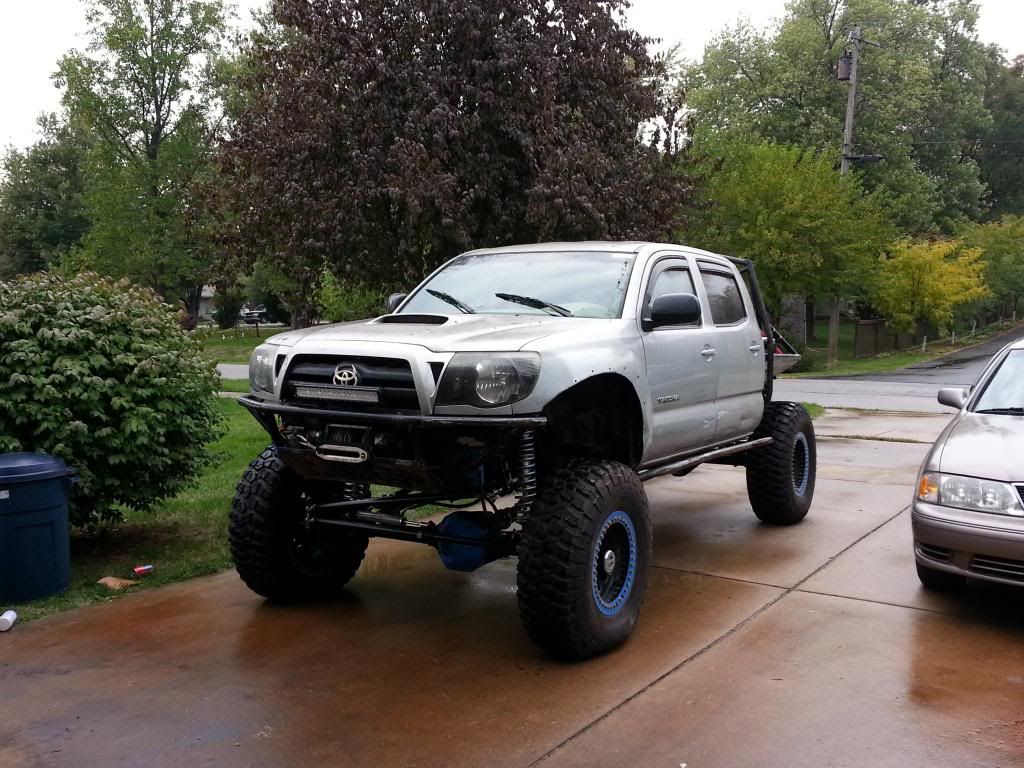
[516,430,537,519]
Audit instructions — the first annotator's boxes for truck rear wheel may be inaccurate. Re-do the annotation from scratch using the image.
[517,460,652,659]
[745,402,816,525]
[229,448,369,601]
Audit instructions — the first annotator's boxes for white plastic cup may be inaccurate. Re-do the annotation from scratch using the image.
[0,610,17,632]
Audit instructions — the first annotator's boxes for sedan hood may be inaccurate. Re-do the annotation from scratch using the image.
[936,412,1024,482]
[269,314,610,353]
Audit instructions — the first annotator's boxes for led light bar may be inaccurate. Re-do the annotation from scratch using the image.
[294,385,380,404]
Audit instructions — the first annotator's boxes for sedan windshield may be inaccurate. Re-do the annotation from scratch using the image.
[399,251,636,319]
[974,350,1024,413]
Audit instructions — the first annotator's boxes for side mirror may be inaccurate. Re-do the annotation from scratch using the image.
[937,387,968,410]
[645,293,701,330]
[387,293,407,313]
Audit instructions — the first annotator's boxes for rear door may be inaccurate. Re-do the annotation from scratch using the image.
[639,255,719,460]
[696,261,765,441]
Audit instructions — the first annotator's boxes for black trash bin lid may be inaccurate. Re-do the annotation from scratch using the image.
[0,452,75,484]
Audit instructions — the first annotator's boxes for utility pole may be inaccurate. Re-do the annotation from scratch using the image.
[827,25,877,366]
[839,25,862,177]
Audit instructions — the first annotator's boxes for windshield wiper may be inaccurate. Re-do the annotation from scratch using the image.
[427,289,475,314]
[976,407,1024,415]
[495,293,573,317]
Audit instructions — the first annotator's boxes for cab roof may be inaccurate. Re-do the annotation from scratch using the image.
[463,241,735,265]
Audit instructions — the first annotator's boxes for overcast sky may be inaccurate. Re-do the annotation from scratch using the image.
[2,0,1022,150]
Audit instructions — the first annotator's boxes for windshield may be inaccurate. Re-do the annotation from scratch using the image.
[400,251,636,319]
[974,350,1024,413]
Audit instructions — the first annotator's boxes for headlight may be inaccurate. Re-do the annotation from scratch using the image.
[436,353,541,408]
[249,343,279,394]
[918,472,1024,516]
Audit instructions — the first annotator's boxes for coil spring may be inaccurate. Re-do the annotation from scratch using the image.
[516,430,537,519]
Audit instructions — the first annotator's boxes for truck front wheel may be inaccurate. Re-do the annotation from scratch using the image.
[517,460,652,659]
[229,448,369,601]
[745,402,816,525]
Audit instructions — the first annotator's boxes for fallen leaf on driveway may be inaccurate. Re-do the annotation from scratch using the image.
[97,577,139,591]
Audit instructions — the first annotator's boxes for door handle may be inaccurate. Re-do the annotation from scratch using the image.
[749,343,762,353]
[701,348,717,359]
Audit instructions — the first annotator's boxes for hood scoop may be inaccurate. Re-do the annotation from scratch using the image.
[378,314,449,325]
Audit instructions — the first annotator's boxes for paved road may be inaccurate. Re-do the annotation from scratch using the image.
[3,428,1022,767]
[776,325,1024,412]
[841,324,1024,386]
[218,363,249,380]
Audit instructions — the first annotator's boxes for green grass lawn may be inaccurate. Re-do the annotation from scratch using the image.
[195,325,279,364]
[802,402,825,419]
[219,378,250,393]
[11,398,267,621]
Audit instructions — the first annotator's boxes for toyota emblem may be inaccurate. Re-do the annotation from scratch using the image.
[333,364,359,386]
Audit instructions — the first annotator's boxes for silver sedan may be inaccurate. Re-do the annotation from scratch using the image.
[912,336,1024,589]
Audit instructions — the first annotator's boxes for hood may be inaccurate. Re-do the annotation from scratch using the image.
[269,314,612,353]
[936,412,1024,482]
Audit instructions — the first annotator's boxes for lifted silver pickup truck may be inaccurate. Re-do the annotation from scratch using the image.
[232,242,816,658]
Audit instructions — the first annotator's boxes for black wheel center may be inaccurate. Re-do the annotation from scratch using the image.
[595,523,630,604]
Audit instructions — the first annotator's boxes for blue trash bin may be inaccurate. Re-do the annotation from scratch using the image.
[0,453,76,603]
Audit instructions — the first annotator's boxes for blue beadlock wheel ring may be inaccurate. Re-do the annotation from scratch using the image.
[591,510,638,617]
[792,432,810,497]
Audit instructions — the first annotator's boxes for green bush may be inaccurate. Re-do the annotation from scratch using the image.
[0,272,224,526]
[319,272,385,322]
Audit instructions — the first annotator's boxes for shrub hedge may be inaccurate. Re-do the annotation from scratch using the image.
[0,272,224,526]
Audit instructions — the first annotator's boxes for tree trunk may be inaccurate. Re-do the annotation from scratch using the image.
[805,298,816,342]
[185,284,202,318]
[827,297,841,367]
[291,301,317,330]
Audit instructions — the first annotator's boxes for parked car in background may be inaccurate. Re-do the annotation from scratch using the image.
[240,304,268,325]
[913,337,1024,589]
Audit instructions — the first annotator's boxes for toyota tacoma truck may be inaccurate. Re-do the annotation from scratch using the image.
[232,242,816,659]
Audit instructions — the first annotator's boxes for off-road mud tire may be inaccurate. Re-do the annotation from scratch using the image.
[229,448,369,601]
[517,460,652,659]
[746,402,816,525]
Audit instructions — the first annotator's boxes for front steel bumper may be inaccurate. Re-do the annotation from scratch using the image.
[238,395,547,431]
[912,499,1024,587]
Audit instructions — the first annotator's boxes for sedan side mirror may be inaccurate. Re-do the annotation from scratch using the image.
[937,387,968,410]
[387,293,408,313]
[645,293,701,331]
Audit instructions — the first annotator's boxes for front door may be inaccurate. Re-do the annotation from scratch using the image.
[639,256,719,461]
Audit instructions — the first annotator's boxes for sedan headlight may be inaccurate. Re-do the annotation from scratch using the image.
[249,343,279,394]
[918,472,1024,517]
[436,353,541,408]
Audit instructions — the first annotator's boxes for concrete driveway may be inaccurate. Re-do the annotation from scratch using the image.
[2,434,1023,767]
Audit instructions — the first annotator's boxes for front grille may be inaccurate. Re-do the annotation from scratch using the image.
[969,554,1024,583]
[282,355,419,413]
[1016,486,1024,506]
[917,542,952,563]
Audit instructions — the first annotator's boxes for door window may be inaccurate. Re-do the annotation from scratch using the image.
[699,269,747,326]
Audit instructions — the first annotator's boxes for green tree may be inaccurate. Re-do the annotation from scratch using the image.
[687,140,896,364]
[962,216,1024,318]
[214,0,692,328]
[976,52,1024,218]
[686,0,992,233]
[0,115,90,278]
[55,0,227,312]
[874,240,989,334]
